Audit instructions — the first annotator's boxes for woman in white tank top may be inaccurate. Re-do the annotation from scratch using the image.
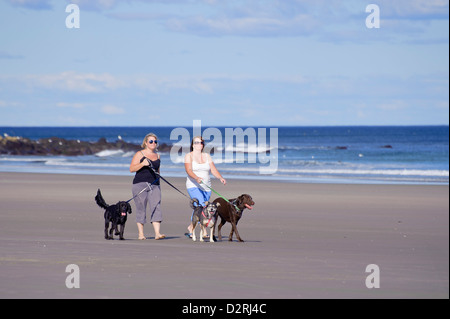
[184,136,226,238]
[186,156,212,191]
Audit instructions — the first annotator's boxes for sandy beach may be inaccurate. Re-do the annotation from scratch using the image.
[0,172,448,299]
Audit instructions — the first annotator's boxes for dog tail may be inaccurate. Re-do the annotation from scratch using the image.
[95,189,109,209]
[190,198,200,209]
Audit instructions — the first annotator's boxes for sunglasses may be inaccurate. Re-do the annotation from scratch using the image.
[148,140,158,144]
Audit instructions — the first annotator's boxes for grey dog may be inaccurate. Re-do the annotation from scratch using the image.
[190,198,220,242]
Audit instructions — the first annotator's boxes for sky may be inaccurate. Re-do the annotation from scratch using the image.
[0,0,448,127]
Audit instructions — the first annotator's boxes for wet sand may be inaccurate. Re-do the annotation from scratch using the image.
[0,172,448,299]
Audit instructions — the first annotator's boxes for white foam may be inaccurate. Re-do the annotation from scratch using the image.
[271,168,449,177]
[95,150,125,157]
[218,143,274,153]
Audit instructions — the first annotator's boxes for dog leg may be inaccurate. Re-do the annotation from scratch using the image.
[230,223,244,242]
[109,222,116,240]
[228,227,234,241]
[119,224,125,240]
[191,223,197,242]
[209,227,214,243]
[104,222,110,240]
[199,225,205,242]
[218,218,226,241]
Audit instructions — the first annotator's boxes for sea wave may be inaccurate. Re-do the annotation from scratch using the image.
[95,150,124,157]
[218,143,274,153]
[2,155,447,178]
[0,157,48,163]
[169,156,237,164]
[44,159,129,168]
[272,168,449,177]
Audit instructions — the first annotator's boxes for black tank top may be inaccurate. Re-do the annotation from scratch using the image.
[133,156,161,185]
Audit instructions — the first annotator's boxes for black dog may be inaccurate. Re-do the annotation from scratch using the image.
[95,189,132,240]
[213,194,255,242]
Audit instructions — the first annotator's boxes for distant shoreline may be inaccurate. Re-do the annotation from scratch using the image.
[0,135,171,156]
[1,126,448,186]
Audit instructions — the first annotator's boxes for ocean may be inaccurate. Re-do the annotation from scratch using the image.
[0,126,448,185]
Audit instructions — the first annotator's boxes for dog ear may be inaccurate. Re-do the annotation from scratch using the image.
[127,203,132,214]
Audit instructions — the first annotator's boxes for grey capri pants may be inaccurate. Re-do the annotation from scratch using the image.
[132,182,162,224]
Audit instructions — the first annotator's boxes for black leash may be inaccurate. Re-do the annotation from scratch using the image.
[147,159,190,200]
[158,173,190,199]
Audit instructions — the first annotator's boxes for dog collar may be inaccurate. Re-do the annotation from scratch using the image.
[230,200,241,213]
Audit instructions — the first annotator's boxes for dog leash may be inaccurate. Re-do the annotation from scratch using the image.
[159,173,190,199]
[126,177,161,203]
[200,181,240,212]
[146,160,190,200]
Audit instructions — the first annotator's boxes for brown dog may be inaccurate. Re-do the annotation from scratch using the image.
[213,194,255,242]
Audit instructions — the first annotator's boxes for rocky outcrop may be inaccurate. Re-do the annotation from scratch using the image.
[0,136,171,156]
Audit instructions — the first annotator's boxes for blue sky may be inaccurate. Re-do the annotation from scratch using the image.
[0,0,448,126]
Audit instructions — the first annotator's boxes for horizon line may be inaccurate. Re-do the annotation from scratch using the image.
[1,124,449,128]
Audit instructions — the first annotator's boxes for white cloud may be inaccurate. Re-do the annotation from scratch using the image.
[166,14,319,37]
[376,0,449,20]
[0,50,24,60]
[85,0,448,42]
[5,0,52,10]
[101,105,125,114]
[69,0,119,11]
[24,72,127,93]
[0,100,21,107]
[377,100,408,111]
[56,102,87,109]
[0,72,448,126]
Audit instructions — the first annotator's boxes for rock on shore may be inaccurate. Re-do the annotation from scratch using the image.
[0,136,171,156]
